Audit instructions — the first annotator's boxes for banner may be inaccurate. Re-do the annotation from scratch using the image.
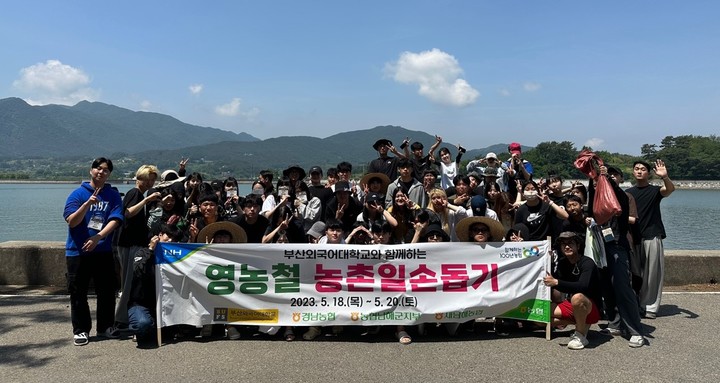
[155,241,551,327]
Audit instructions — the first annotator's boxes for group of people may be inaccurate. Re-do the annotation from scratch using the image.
[64,135,674,349]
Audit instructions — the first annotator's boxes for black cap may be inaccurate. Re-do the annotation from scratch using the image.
[210,179,223,191]
[309,166,323,175]
[366,192,383,203]
[607,165,623,178]
[334,181,352,193]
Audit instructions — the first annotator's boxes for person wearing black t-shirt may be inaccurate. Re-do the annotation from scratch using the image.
[544,232,602,350]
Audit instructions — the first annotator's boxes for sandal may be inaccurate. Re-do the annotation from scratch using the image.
[284,328,295,342]
[396,330,412,345]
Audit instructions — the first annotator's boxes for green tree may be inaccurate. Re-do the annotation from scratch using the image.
[523,141,583,179]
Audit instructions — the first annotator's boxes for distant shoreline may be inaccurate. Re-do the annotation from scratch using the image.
[1,179,719,189]
[0,179,256,185]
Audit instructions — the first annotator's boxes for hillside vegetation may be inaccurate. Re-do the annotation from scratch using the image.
[1,98,717,180]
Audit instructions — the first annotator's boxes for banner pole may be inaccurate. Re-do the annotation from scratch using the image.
[546,236,552,341]
[155,248,163,347]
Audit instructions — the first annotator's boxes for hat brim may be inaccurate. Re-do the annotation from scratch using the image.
[373,139,392,150]
[359,172,391,194]
[423,226,450,242]
[155,177,185,189]
[283,166,307,180]
[197,221,248,244]
[482,167,499,177]
[455,216,505,242]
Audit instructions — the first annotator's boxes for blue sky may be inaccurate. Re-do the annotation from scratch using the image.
[2,1,719,154]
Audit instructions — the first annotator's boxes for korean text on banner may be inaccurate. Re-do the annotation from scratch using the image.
[155,241,551,327]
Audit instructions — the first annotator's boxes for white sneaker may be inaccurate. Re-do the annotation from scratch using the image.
[73,332,89,346]
[628,335,646,348]
[567,332,589,350]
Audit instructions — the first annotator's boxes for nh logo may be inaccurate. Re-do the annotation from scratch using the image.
[164,249,183,257]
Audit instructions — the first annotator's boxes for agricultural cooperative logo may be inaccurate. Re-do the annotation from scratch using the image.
[500,246,540,259]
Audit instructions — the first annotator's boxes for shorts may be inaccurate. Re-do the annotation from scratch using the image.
[557,297,600,324]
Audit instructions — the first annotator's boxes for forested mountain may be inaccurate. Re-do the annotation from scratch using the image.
[0,97,258,158]
[0,123,517,180]
[132,125,517,179]
[2,98,716,181]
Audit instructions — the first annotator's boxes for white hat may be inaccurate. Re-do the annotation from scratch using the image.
[485,152,498,160]
[155,170,185,188]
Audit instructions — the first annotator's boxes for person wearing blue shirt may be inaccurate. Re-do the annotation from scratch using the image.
[63,157,124,346]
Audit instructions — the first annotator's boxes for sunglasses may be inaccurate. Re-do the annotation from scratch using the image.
[470,226,490,234]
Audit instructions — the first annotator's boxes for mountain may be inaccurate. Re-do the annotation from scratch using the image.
[0,97,259,158]
[134,125,525,178]
[0,97,532,179]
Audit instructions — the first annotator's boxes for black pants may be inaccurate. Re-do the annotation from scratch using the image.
[600,241,644,336]
[66,252,117,335]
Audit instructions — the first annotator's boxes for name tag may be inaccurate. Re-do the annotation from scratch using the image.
[88,212,104,231]
[602,227,615,242]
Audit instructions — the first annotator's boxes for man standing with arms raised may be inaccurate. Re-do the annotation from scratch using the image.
[626,159,675,319]
[368,138,406,181]
[64,157,124,346]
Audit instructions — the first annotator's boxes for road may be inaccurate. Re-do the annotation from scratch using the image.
[1,292,718,382]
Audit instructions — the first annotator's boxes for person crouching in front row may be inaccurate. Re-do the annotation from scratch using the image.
[127,223,184,347]
[543,231,602,350]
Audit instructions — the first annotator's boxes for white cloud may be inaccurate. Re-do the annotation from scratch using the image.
[214,98,259,120]
[523,82,542,92]
[139,100,152,111]
[499,89,511,97]
[189,84,203,95]
[215,98,242,116]
[385,48,479,107]
[584,138,605,149]
[12,60,99,105]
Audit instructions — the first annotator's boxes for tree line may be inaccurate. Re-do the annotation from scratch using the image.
[478,135,719,181]
[0,135,718,181]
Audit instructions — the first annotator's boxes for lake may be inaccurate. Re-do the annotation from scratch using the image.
[0,183,717,250]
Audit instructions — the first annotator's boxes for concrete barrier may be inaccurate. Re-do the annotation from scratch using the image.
[1,241,718,290]
[0,241,67,286]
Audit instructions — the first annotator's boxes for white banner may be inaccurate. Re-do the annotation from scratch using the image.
[155,241,551,327]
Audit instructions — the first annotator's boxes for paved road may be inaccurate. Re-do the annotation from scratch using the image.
[1,292,718,382]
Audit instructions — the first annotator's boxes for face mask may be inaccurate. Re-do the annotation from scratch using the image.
[523,190,539,200]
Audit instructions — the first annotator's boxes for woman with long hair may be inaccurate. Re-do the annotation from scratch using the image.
[386,187,421,243]
[484,181,513,230]
[426,188,467,242]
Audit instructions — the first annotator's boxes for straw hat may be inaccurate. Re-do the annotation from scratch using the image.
[359,172,391,194]
[197,221,247,243]
[455,216,505,242]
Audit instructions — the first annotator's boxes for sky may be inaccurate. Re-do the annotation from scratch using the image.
[2,1,719,155]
